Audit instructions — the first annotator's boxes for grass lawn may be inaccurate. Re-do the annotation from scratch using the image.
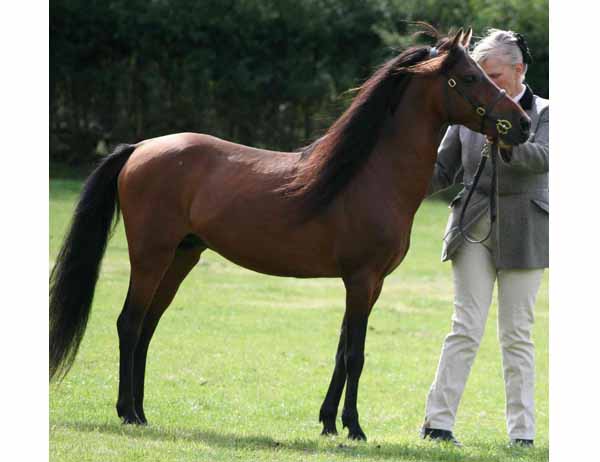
[50,178,548,461]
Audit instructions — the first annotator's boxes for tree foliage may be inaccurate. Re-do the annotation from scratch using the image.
[50,0,548,164]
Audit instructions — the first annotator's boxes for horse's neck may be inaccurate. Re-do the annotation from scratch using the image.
[370,78,445,211]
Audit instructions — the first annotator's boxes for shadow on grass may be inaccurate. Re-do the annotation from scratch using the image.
[53,420,548,461]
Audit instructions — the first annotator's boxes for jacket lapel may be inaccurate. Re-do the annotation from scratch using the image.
[519,85,534,110]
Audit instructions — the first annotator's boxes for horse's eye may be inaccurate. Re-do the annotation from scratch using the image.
[463,75,477,84]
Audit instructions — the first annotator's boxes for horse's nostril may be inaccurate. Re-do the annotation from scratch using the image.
[520,117,531,133]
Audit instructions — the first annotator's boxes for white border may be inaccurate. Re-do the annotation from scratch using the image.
[2,3,49,461]
[550,0,599,459]
[7,1,592,460]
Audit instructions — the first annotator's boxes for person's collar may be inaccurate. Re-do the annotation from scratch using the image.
[512,84,527,103]
[517,84,534,110]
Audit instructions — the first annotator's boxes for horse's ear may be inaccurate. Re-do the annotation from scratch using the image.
[450,28,464,49]
[462,28,473,48]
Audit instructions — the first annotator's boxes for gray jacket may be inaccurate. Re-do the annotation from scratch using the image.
[429,86,549,269]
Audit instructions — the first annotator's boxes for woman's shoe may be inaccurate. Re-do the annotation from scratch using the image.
[420,427,462,447]
[510,438,534,447]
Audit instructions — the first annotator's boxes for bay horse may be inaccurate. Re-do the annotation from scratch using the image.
[50,27,531,440]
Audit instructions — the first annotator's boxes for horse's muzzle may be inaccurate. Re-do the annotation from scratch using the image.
[504,115,531,145]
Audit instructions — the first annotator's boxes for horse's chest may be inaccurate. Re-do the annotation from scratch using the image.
[384,245,410,275]
[373,229,411,276]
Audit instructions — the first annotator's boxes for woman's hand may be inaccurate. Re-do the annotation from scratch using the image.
[486,136,512,150]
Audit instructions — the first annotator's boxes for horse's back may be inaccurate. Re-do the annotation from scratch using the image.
[136,132,297,158]
[127,132,299,179]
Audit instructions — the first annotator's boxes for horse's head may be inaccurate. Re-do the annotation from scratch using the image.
[435,28,531,145]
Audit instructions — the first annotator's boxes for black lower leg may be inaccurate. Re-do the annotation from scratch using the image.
[319,315,347,435]
[115,287,137,423]
[115,270,162,425]
[131,311,166,424]
[116,303,145,425]
[342,315,368,440]
[132,337,151,423]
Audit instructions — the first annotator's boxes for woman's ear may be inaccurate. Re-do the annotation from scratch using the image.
[514,62,525,77]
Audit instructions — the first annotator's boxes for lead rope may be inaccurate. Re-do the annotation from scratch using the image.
[458,140,498,243]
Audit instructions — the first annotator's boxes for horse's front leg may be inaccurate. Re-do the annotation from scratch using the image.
[339,275,382,441]
[319,314,347,435]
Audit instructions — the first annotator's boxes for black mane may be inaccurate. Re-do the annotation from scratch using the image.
[283,26,458,218]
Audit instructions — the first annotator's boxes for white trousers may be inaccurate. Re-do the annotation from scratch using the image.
[424,216,544,439]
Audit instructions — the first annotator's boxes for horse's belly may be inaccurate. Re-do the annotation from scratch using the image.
[198,226,339,278]
[208,243,339,278]
[218,251,336,278]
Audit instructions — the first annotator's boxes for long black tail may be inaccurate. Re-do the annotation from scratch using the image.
[50,144,136,381]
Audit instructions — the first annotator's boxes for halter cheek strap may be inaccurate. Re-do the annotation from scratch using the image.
[442,72,511,136]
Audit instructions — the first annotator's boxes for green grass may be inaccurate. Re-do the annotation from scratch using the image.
[50,178,548,461]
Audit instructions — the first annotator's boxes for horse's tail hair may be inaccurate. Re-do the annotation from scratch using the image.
[49,144,136,382]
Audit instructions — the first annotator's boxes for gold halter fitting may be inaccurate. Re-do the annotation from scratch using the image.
[476,107,486,116]
[496,119,512,135]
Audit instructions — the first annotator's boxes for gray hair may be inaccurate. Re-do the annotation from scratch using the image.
[471,29,528,82]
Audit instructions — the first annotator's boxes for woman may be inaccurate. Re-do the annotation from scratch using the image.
[421,29,549,447]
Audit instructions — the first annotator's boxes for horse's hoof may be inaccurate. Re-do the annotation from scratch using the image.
[135,410,148,425]
[321,423,338,436]
[120,411,146,425]
[319,412,338,436]
[347,426,367,441]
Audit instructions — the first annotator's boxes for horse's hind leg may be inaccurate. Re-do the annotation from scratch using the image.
[132,237,206,423]
[116,246,175,424]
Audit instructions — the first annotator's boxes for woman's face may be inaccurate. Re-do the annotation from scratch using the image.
[480,56,524,98]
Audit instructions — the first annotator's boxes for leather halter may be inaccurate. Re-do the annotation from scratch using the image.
[441,71,510,135]
[441,73,507,244]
